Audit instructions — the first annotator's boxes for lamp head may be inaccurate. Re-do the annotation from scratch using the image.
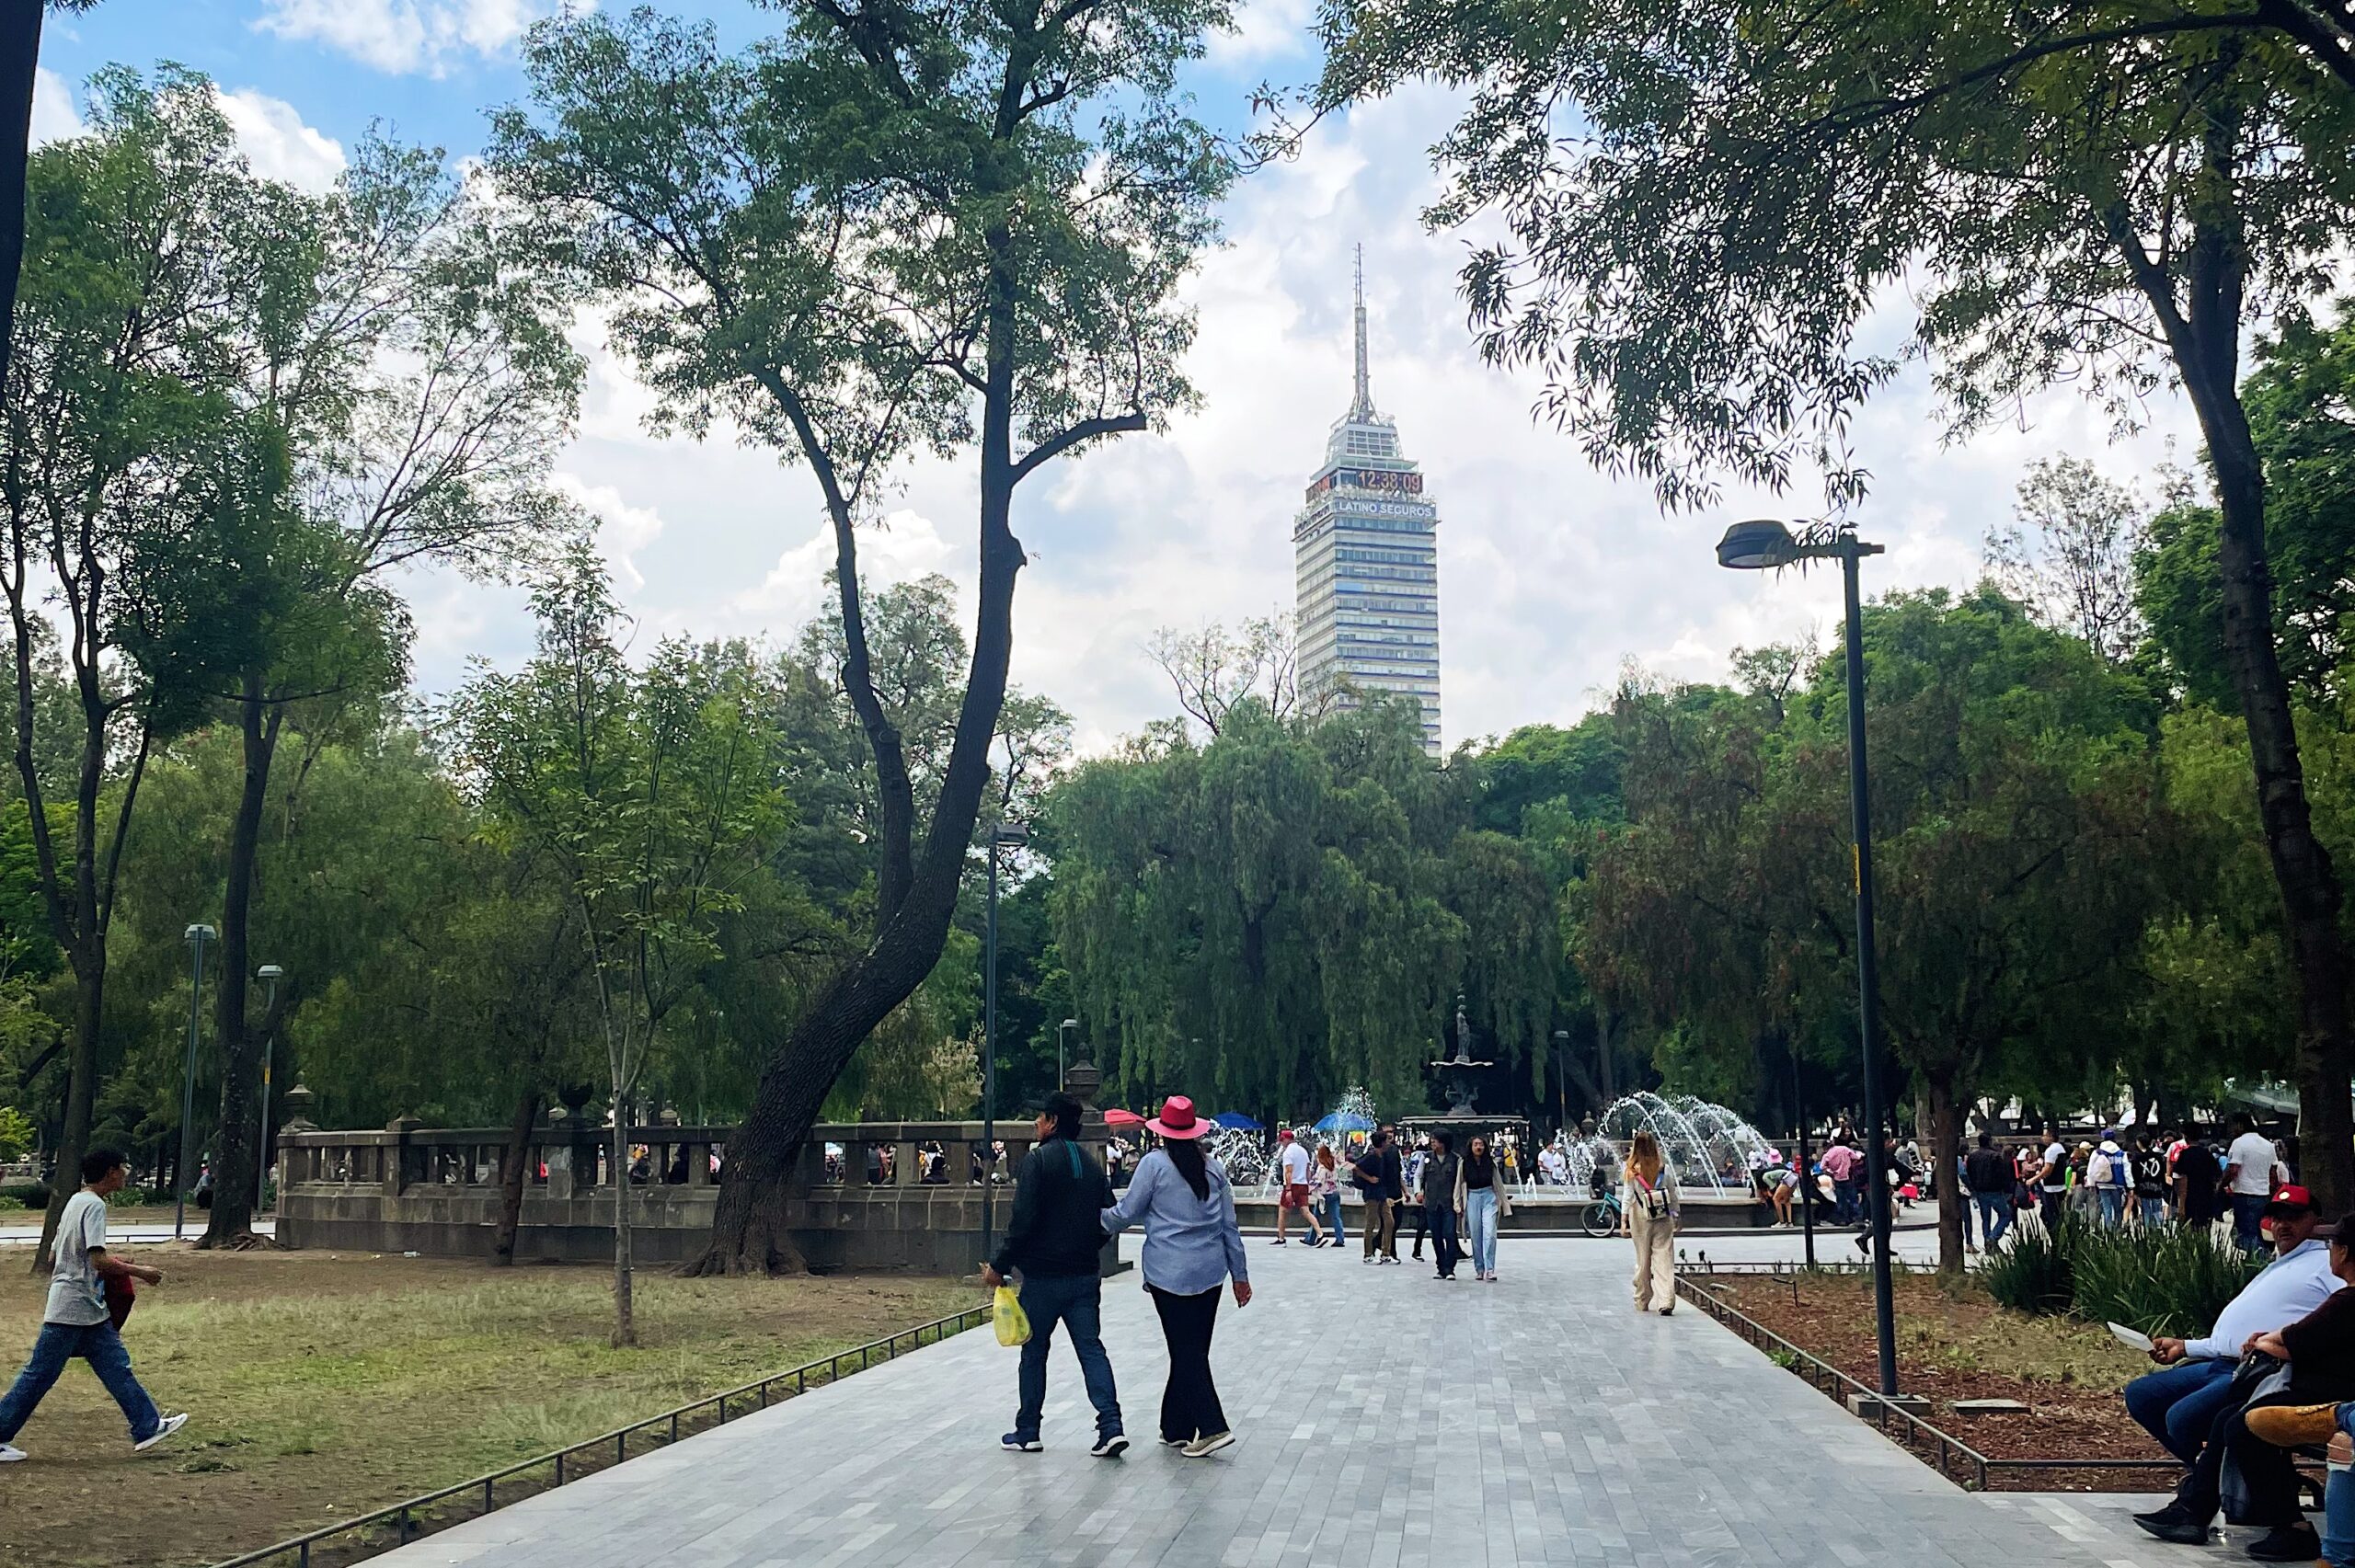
[258,964,284,980]
[1063,1017,1079,1030]
[184,923,216,944]
[1716,519,1798,570]
[992,821,1029,849]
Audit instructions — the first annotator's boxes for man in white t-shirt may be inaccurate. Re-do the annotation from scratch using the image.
[1271,1129,1323,1247]
[2223,1113,2288,1252]
[0,1149,187,1461]
[2037,1126,2070,1230]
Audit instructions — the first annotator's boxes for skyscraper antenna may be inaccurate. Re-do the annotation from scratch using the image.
[1350,244,1372,420]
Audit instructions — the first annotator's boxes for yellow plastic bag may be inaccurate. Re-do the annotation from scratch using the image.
[994,1285,1030,1347]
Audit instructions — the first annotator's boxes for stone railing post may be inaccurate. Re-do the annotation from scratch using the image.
[385,1115,422,1196]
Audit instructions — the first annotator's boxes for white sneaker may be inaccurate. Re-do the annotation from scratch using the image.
[133,1413,188,1452]
[0,1443,25,1462]
[1183,1430,1235,1458]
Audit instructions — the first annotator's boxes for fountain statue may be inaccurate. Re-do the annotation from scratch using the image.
[1429,995,1494,1116]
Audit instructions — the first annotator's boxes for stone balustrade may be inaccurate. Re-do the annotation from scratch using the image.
[274,1106,1101,1273]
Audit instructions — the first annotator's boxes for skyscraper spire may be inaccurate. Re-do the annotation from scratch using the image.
[1350,243,1373,420]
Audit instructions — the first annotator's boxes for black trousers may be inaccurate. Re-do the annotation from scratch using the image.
[2178,1383,2304,1528]
[1148,1285,1228,1443]
[1406,1203,1429,1255]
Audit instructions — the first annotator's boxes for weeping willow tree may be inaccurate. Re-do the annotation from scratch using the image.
[1048,701,1553,1116]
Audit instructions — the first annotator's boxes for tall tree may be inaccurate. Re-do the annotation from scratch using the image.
[1322,0,2355,1207]
[452,553,779,1343]
[2,68,293,1264]
[493,0,1234,1272]
[200,130,582,1250]
[1986,456,2149,662]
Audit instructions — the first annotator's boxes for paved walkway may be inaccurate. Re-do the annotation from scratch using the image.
[374,1238,2212,1568]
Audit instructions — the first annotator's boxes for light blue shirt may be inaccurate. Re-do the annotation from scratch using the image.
[1101,1149,1249,1296]
[2186,1238,2342,1361]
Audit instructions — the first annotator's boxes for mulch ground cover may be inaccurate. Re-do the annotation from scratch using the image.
[1689,1268,2182,1492]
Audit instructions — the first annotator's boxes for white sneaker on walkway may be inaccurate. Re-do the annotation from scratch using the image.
[0,1443,25,1462]
[1183,1431,1235,1458]
[133,1413,188,1452]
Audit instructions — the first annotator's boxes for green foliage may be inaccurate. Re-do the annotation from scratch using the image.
[1981,1220,2079,1318]
[1984,1219,2264,1338]
[2071,1224,2268,1339]
[1051,702,1554,1116]
[0,1104,32,1162]
[2140,303,2355,707]
[0,1180,50,1209]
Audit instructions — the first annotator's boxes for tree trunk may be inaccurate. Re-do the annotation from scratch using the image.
[31,948,100,1271]
[2166,255,2355,1215]
[688,372,1028,1276]
[1926,1070,1967,1275]
[609,1104,635,1346]
[203,681,278,1248]
[0,5,41,402]
[494,1088,540,1266]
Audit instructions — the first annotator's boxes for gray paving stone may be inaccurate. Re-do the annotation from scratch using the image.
[369,1239,2231,1567]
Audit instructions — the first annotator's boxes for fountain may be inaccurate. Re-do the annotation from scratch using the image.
[1571,1091,1774,1198]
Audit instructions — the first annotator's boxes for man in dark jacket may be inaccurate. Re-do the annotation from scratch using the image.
[981,1092,1124,1456]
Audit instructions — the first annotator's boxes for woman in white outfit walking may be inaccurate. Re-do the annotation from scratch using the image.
[1626,1128,1680,1315]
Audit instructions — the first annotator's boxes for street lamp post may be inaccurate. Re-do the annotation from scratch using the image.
[982,821,1028,1265]
[176,923,216,1242]
[1717,517,1898,1397]
[1058,1018,1077,1093]
[256,964,284,1213]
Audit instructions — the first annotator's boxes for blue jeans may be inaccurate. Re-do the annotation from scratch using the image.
[2326,1406,2355,1567]
[0,1320,163,1444]
[1318,1191,1344,1242]
[1832,1178,1860,1225]
[2233,1193,2270,1252]
[1974,1193,2012,1248]
[2123,1356,2239,1465]
[2140,1196,2167,1229]
[1425,1203,1462,1276]
[1013,1273,1120,1441]
[2098,1186,2126,1228]
[1465,1189,1499,1275]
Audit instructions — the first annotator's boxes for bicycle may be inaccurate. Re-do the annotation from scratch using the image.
[1580,1192,1623,1238]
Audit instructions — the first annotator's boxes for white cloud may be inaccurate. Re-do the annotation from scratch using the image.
[216,88,346,194]
[1206,0,1317,68]
[30,67,81,146]
[550,471,665,590]
[253,0,566,76]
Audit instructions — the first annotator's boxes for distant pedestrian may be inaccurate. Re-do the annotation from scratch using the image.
[1625,1128,1680,1315]
[1352,1129,1402,1265]
[1820,1138,1860,1226]
[1272,1129,1323,1247]
[1101,1096,1250,1458]
[2037,1126,2070,1230]
[0,1149,187,1462]
[2131,1132,2170,1229]
[2092,1134,2131,1228]
[1458,1134,1511,1282]
[1964,1131,2014,1252]
[2225,1114,2289,1253]
[1310,1144,1344,1247]
[1421,1132,1464,1281]
[1404,1139,1430,1260]
[982,1092,1125,1457]
[2175,1128,2224,1230]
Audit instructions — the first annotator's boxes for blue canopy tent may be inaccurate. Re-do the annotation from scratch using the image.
[1210,1112,1262,1130]
[1313,1112,1374,1134]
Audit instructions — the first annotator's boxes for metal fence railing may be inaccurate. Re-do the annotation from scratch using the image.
[208,1302,993,1568]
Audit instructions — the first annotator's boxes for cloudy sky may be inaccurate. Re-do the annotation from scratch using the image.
[36,0,2201,754]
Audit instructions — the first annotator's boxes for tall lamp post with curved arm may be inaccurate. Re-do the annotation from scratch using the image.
[1717,517,1897,1399]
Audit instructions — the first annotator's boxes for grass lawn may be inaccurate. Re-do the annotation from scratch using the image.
[0,1245,976,1568]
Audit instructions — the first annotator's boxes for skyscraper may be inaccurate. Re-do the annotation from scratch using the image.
[1292,248,1442,755]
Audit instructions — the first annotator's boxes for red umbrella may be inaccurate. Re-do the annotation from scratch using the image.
[1104,1109,1146,1127]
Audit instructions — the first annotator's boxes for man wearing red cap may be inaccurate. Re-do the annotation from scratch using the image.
[2132,1185,2339,1554]
[1271,1129,1325,1247]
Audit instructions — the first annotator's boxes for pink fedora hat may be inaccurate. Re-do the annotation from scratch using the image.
[1146,1095,1210,1140]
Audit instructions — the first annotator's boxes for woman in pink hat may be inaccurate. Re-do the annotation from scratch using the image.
[1101,1095,1252,1457]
